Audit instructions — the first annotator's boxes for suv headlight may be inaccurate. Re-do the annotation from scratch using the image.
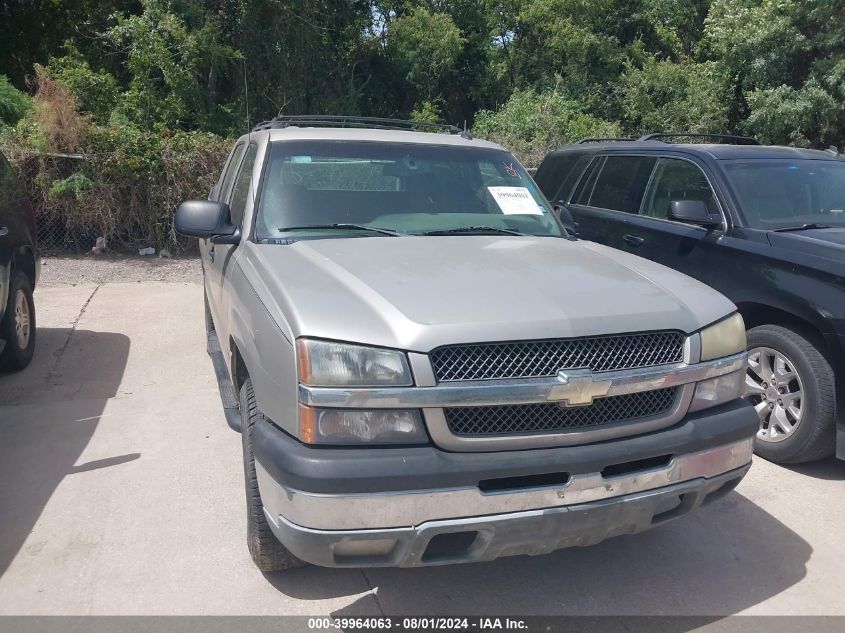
[297,338,413,387]
[699,313,746,361]
[690,313,747,412]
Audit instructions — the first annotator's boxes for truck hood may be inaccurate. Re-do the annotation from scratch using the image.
[240,236,735,351]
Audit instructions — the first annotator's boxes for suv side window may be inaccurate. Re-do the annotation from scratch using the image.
[641,158,719,220]
[574,155,656,213]
[216,142,247,203]
[227,142,258,227]
[534,153,582,200]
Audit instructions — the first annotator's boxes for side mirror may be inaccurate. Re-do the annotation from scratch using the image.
[553,203,578,235]
[668,200,721,228]
[175,200,237,240]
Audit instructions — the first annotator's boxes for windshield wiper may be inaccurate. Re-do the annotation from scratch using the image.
[420,226,525,236]
[772,223,832,232]
[277,223,403,237]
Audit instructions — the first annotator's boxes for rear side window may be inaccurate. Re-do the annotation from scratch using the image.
[534,153,583,200]
[579,155,657,213]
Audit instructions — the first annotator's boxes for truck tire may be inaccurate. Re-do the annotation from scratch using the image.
[744,324,835,464]
[0,271,36,371]
[240,378,306,571]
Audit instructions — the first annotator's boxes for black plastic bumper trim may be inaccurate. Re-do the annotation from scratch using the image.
[252,398,758,494]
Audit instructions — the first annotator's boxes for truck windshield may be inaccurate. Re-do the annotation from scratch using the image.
[254,141,562,240]
[722,159,845,230]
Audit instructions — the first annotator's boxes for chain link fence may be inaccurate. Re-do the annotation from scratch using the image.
[2,135,229,254]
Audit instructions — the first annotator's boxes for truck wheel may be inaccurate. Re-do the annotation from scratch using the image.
[240,378,306,571]
[0,271,36,371]
[744,324,835,464]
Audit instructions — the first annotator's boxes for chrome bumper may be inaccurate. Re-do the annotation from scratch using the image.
[257,439,751,568]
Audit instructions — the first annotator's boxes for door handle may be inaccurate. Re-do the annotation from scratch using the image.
[0,226,8,237]
[208,245,215,263]
[623,234,645,248]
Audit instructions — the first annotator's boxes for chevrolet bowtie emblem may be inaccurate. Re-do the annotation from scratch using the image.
[547,368,611,406]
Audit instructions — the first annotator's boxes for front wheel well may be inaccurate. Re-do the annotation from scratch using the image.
[12,247,36,289]
[230,339,250,395]
[737,303,829,360]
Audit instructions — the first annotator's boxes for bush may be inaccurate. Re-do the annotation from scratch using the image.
[0,75,31,129]
[1,67,230,252]
[473,89,621,167]
[618,58,731,135]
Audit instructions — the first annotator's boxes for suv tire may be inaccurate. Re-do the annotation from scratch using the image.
[240,378,306,571]
[0,271,36,371]
[745,324,835,464]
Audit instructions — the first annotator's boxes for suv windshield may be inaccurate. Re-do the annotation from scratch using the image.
[722,159,845,230]
[254,141,561,240]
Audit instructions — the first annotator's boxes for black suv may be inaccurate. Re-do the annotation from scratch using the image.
[535,133,845,464]
[0,149,38,371]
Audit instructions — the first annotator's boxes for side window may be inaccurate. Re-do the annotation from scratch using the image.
[534,153,582,200]
[571,157,605,205]
[584,156,657,213]
[227,143,258,227]
[641,158,719,220]
[216,143,247,203]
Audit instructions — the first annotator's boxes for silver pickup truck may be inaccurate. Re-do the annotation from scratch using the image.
[175,116,757,571]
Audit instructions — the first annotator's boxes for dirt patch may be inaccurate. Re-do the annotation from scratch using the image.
[38,253,203,287]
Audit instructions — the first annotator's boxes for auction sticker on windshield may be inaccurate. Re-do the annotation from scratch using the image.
[488,186,543,215]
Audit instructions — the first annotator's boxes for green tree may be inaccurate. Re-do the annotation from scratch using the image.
[106,0,240,132]
[473,88,620,166]
[387,7,465,117]
[619,58,730,134]
[0,75,31,129]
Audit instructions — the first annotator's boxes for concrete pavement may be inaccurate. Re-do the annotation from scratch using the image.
[1,281,844,615]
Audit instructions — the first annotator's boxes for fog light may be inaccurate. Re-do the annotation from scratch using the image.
[689,370,745,412]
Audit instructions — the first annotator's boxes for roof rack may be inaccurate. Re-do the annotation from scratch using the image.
[251,115,474,139]
[638,132,760,145]
[574,137,636,144]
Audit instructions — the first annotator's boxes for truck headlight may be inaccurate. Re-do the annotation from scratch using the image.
[297,339,412,387]
[699,313,746,361]
[298,406,427,445]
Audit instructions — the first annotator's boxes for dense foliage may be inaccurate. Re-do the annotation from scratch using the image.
[1,0,844,249]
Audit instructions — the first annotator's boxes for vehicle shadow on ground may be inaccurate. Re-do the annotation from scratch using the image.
[0,327,130,577]
[782,456,845,481]
[265,490,810,620]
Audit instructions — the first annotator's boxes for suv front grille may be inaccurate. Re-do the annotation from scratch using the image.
[444,388,678,437]
[430,332,685,382]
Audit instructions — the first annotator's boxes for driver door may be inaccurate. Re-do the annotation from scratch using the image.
[620,156,726,288]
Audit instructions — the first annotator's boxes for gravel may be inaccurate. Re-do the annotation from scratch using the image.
[37,253,203,287]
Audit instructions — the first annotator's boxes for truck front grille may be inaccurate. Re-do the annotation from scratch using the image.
[443,388,678,436]
[430,332,684,382]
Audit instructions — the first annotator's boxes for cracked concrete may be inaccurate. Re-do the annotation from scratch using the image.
[0,281,844,616]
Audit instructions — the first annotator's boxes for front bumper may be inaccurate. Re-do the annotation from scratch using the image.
[254,398,757,567]
[263,463,748,568]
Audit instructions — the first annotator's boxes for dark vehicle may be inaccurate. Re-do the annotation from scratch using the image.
[0,150,38,371]
[535,133,845,464]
